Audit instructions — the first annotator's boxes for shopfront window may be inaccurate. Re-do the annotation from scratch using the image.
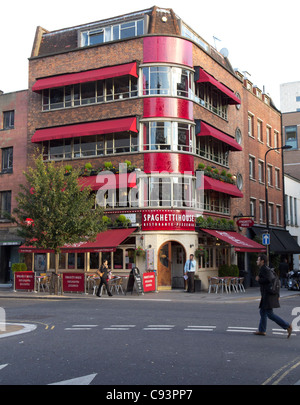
[113,249,123,269]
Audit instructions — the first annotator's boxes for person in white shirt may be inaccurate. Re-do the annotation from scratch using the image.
[184,254,196,293]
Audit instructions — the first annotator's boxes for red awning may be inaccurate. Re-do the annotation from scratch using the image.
[79,172,137,190]
[203,176,243,198]
[201,229,266,252]
[197,121,242,151]
[32,117,138,143]
[32,62,138,92]
[19,228,136,254]
[196,68,241,105]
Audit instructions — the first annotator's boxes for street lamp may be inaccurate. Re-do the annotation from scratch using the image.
[264,144,292,264]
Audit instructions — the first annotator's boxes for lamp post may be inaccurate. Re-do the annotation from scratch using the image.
[264,144,292,265]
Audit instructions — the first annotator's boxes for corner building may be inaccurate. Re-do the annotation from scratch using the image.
[27,6,267,290]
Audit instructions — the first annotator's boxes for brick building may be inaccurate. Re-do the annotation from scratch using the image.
[0,90,28,282]
[22,6,294,290]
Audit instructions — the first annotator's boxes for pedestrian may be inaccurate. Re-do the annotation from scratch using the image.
[184,253,196,293]
[254,254,292,337]
[279,257,289,288]
[96,259,113,297]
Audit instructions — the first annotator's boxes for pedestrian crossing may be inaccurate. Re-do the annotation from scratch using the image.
[64,323,299,336]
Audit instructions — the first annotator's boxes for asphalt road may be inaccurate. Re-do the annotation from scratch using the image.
[0,294,300,388]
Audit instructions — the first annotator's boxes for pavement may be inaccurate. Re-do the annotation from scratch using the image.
[0,284,299,338]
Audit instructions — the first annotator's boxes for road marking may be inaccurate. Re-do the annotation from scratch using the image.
[184,326,216,331]
[227,326,257,333]
[65,325,98,330]
[262,357,300,385]
[103,325,136,331]
[0,364,8,371]
[143,325,175,331]
[0,323,37,338]
[49,373,97,385]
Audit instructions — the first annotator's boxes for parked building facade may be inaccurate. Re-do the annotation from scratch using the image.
[20,6,296,289]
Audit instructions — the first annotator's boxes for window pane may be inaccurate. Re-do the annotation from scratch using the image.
[115,132,130,153]
[50,88,64,109]
[120,22,135,39]
[137,19,144,36]
[0,191,11,218]
[114,77,129,99]
[81,82,96,104]
[149,67,170,95]
[285,126,298,149]
[97,81,104,102]
[113,249,123,269]
[80,136,96,156]
[50,140,64,159]
[89,29,104,45]
[173,68,191,97]
[3,111,14,129]
[97,135,104,155]
[106,79,113,101]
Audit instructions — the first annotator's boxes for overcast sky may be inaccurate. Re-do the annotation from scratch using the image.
[1,0,298,109]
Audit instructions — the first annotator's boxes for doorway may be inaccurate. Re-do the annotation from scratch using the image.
[157,241,186,289]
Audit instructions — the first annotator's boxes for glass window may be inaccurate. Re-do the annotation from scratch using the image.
[0,191,11,218]
[115,133,130,153]
[120,22,136,39]
[173,68,191,98]
[3,111,14,129]
[114,77,129,100]
[81,136,97,156]
[143,66,170,95]
[81,82,96,104]
[125,248,135,270]
[89,29,104,45]
[2,147,13,172]
[285,126,298,149]
[113,249,123,269]
[50,88,64,109]
[50,140,64,160]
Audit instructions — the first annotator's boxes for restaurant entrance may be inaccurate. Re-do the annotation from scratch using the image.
[157,241,186,289]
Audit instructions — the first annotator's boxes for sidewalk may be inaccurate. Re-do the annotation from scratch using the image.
[0,285,299,303]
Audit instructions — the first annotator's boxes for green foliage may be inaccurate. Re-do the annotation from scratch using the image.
[11,153,106,254]
[218,264,239,277]
[12,263,27,272]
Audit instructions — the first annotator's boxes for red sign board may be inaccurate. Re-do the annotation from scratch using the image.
[14,271,35,291]
[143,272,156,292]
[142,210,195,231]
[236,218,254,228]
[62,273,85,293]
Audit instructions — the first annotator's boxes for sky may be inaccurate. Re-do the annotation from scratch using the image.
[1,0,299,109]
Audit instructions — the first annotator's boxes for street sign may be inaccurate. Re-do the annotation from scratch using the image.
[262,233,270,245]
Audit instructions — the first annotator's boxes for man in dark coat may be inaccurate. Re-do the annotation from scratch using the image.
[254,254,292,337]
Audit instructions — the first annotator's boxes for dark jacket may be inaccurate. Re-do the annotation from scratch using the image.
[258,264,280,309]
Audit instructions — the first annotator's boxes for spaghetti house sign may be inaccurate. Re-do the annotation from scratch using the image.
[142,210,195,231]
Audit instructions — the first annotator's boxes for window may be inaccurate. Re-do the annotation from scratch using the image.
[249,156,255,179]
[267,165,272,186]
[250,199,256,221]
[276,206,281,226]
[0,191,11,219]
[290,196,294,226]
[258,161,264,183]
[197,136,229,166]
[203,191,230,214]
[269,204,274,224]
[143,121,194,153]
[266,126,271,147]
[285,126,298,149]
[142,175,195,208]
[248,114,253,137]
[259,201,265,223]
[274,131,279,149]
[257,120,263,142]
[275,168,280,188]
[2,147,13,173]
[196,82,228,120]
[81,19,144,47]
[43,131,138,161]
[294,198,298,226]
[3,111,14,129]
[42,76,138,111]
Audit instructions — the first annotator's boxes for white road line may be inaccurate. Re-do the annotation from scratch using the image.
[103,325,136,331]
[227,326,257,333]
[143,325,175,330]
[184,326,216,331]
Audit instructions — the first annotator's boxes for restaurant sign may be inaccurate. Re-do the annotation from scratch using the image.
[14,271,35,291]
[142,210,195,231]
[62,273,85,293]
[236,217,254,228]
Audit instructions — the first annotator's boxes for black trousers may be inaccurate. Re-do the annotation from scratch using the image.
[187,272,195,292]
[97,277,112,296]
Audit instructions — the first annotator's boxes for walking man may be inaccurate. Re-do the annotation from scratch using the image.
[184,254,196,293]
[254,254,292,337]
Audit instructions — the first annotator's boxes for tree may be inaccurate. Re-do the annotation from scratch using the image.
[12,153,106,293]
